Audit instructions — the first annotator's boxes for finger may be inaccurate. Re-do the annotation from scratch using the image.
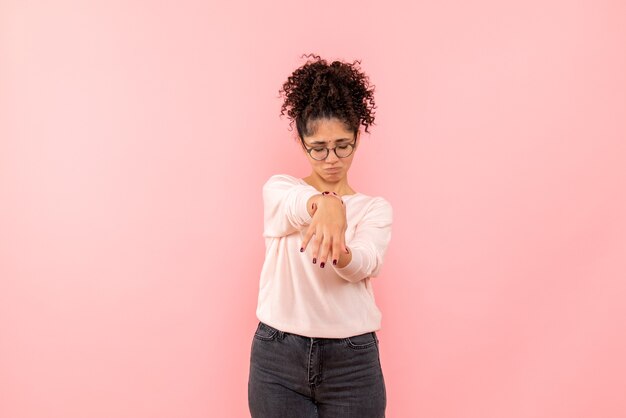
[331,235,340,267]
[300,223,316,252]
[318,233,332,268]
[320,230,338,265]
[332,228,346,265]
[311,232,321,264]
[339,228,348,254]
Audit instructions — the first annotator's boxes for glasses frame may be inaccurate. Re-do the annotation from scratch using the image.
[301,134,358,161]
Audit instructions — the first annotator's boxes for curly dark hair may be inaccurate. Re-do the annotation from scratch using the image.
[278,53,377,143]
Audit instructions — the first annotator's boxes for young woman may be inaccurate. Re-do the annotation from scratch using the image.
[248,53,393,418]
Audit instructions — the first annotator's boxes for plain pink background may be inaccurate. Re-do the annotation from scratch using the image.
[1,1,625,417]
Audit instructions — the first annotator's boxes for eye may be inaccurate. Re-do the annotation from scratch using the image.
[337,145,349,149]
[313,148,325,152]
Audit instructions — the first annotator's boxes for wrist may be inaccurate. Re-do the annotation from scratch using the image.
[320,191,344,206]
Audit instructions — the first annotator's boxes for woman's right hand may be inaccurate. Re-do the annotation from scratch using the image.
[300,194,349,268]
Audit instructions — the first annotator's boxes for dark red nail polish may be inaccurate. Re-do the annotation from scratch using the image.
[333,259,337,265]
[300,247,304,252]
[313,258,316,264]
[320,262,325,268]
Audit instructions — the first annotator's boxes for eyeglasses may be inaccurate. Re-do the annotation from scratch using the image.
[301,135,358,161]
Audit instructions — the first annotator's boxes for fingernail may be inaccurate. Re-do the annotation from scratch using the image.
[300,247,304,252]
[333,259,337,265]
[312,258,316,264]
[320,262,325,268]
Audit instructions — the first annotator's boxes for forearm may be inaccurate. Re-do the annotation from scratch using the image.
[262,175,322,237]
[306,194,324,217]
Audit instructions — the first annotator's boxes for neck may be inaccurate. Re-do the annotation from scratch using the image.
[304,173,354,195]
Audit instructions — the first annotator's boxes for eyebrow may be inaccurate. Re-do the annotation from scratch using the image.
[309,137,352,145]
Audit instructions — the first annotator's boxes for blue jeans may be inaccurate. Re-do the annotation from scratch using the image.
[248,321,386,417]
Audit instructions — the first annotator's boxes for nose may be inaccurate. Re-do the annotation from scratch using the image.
[325,149,339,162]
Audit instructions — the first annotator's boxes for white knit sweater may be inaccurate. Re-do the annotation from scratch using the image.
[255,174,393,338]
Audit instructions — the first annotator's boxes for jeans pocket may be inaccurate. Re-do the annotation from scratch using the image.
[253,321,279,341]
[345,331,378,350]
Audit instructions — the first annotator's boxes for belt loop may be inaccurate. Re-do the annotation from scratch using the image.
[277,330,285,340]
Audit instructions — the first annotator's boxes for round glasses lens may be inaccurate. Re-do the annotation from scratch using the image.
[335,144,353,158]
[310,148,328,160]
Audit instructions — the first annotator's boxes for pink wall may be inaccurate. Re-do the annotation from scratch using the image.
[1,1,625,417]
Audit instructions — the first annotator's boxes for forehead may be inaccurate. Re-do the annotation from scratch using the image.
[304,118,354,144]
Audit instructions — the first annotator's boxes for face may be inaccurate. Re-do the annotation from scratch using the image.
[300,118,360,182]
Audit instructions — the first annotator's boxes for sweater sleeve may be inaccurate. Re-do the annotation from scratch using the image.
[262,174,321,238]
[332,197,393,283]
